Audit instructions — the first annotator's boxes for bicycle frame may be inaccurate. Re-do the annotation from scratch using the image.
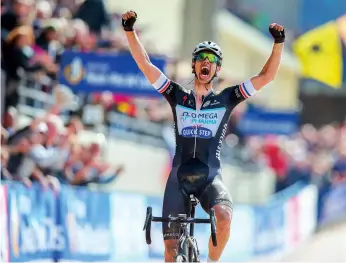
[175,212,199,262]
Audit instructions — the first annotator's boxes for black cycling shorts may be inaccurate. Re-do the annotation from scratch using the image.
[162,159,233,240]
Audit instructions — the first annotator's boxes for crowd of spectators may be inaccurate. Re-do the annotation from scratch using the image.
[1,94,125,191]
[1,0,125,190]
[235,122,346,192]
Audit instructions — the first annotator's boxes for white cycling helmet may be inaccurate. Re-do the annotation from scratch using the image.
[192,41,223,65]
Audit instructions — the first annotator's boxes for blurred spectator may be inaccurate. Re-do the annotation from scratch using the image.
[36,0,53,21]
[64,142,124,186]
[332,142,346,184]
[1,0,35,36]
[1,126,13,180]
[2,26,44,115]
[73,0,109,35]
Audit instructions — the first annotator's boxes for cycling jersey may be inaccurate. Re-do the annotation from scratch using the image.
[153,74,256,170]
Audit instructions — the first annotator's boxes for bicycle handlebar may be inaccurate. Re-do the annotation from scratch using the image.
[143,206,218,247]
[152,216,211,224]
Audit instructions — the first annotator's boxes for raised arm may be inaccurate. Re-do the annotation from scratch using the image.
[250,23,285,91]
[122,11,163,84]
[221,23,285,107]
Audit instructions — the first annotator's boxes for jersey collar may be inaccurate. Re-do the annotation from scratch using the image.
[192,88,215,99]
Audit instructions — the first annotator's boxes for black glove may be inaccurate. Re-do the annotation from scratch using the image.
[269,26,285,43]
[122,11,137,32]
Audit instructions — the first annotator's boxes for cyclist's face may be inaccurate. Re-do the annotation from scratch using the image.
[193,52,220,83]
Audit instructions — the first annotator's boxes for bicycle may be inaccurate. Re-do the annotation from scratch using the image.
[143,193,217,262]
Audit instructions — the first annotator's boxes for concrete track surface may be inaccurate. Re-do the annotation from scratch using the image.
[280,223,346,262]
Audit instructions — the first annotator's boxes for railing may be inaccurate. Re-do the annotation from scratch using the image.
[16,70,75,123]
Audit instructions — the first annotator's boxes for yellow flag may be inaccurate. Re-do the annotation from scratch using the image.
[292,21,343,88]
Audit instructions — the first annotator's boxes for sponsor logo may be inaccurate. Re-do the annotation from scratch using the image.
[66,200,110,255]
[210,100,220,106]
[181,127,212,138]
[180,112,218,125]
[164,232,180,238]
[203,100,210,107]
[64,57,85,85]
[176,105,227,139]
[216,123,227,160]
[182,95,188,105]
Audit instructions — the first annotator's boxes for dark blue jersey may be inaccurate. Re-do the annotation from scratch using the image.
[153,74,256,170]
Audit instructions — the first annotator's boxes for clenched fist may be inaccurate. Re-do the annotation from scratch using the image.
[269,23,285,43]
[122,10,137,31]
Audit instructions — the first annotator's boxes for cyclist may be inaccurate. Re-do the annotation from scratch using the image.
[122,10,285,262]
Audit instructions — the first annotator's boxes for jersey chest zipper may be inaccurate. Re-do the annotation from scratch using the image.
[193,94,206,158]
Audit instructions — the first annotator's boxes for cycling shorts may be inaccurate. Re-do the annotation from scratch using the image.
[162,159,233,240]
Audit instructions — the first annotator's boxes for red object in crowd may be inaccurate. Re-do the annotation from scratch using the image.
[262,135,288,178]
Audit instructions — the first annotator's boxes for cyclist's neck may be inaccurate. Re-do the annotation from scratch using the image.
[193,80,213,98]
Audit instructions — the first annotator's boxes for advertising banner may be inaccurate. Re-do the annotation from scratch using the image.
[2,181,319,262]
[220,205,255,262]
[59,50,166,96]
[7,183,60,262]
[253,202,285,256]
[110,192,149,262]
[59,186,112,261]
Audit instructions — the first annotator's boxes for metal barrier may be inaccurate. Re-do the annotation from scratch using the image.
[16,69,70,123]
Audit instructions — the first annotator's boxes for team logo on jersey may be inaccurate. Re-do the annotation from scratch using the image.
[180,111,218,124]
[181,126,213,138]
[176,106,227,139]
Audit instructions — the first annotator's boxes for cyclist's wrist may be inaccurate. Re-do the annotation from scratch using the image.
[273,42,284,50]
[125,30,136,35]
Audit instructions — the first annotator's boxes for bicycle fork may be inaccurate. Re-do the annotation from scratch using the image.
[176,227,199,262]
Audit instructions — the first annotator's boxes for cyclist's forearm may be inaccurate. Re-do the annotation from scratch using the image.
[125,31,151,69]
[259,43,283,82]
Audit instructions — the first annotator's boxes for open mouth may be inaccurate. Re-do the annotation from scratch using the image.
[199,66,210,80]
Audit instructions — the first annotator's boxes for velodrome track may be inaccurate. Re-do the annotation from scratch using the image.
[280,223,346,262]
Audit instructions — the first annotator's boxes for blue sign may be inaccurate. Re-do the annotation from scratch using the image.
[59,186,112,261]
[59,50,166,96]
[237,104,298,135]
[253,203,285,255]
[7,183,60,262]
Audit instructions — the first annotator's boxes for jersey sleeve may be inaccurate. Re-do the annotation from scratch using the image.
[222,79,257,106]
[152,73,183,105]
